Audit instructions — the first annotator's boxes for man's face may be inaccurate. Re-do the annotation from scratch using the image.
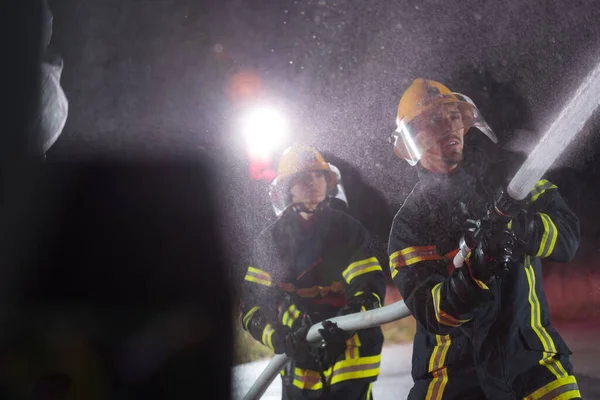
[289,170,328,210]
[417,103,466,169]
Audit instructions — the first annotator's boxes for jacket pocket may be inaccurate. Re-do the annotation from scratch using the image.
[518,325,572,356]
[412,331,471,380]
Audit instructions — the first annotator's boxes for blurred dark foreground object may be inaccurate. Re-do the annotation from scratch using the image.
[0,160,233,400]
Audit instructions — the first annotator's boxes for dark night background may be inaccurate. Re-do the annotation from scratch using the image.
[47,0,600,289]
[4,0,600,398]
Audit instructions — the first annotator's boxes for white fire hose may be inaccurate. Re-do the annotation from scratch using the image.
[243,300,411,400]
[246,55,600,399]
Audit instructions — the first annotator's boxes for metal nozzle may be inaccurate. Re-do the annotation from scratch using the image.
[493,188,525,220]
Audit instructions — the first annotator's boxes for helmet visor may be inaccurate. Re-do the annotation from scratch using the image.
[390,93,497,165]
[269,163,346,217]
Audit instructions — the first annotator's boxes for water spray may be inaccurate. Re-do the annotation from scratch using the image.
[454,59,600,269]
[246,58,600,399]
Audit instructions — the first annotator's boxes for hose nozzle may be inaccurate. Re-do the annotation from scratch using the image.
[493,188,523,220]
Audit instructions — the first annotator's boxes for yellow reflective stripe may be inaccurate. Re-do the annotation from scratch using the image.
[242,306,260,330]
[391,267,399,279]
[352,291,382,308]
[473,278,489,290]
[342,257,382,284]
[372,292,382,307]
[367,383,373,400]
[344,333,361,360]
[330,354,381,385]
[244,266,272,287]
[530,180,558,203]
[282,304,301,328]
[390,246,442,269]
[523,375,580,400]
[536,213,558,258]
[524,257,569,379]
[432,283,471,327]
[261,324,275,350]
[292,368,323,390]
[426,334,451,400]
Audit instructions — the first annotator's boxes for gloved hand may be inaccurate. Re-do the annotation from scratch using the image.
[481,211,534,274]
[282,315,320,367]
[315,321,354,368]
[338,292,380,316]
[466,239,497,283]
[506,211,535,251]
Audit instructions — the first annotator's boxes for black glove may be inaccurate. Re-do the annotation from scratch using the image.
[447,263,494,315]
[466,239,497,283]
[283,315,320,367]
[338,292,380,316]
[481,211,534,274]
[315,320,354,368]
[506,211,535,252]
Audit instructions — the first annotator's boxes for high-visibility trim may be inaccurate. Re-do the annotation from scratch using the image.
[529,180,558,203]
[367,382,373,400]
[524,256,569,379]
[432,283,471,327]
[342,257,382,284]
[242,306,260,330]
[372,292,382,308]
[261,324,275,350]
[352,291,382,308]
[390,246,442,270]
[391,267,399,279]
[292,368,323,390]
[281,304,301,328]
[426,334,451,400]
[523,375,580,400]
[244,266,272,287]
[536,213,558,258]
[330,354,381,385]
[345,333,361,360]
[442,249,471,270]
[473,279,489,290]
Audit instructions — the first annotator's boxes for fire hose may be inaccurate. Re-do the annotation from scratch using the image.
[244,56,600,399]
[243,300,411,400]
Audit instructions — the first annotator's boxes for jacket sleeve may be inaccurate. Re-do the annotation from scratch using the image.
[388,195,491,335]
[341,224,387,309]
[240,238,288,354]
[520,179,580,262]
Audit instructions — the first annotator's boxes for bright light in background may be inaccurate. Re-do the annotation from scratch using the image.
[242,106,288,161]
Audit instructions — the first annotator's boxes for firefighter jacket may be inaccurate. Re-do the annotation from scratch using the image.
[241,206,386,397]
[388,146,581,400]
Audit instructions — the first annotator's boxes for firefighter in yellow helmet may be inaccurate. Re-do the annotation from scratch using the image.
[241,145,386,399]
[387,79,581,399]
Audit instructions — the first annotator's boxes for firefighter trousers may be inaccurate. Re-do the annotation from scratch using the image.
[408,358,485,400]
[281,375,374,400]
[408,354,582,399]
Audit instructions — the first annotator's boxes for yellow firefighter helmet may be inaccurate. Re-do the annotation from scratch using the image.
[275,145,338,190]
[269,145,347,216]
[390,78,497,165]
